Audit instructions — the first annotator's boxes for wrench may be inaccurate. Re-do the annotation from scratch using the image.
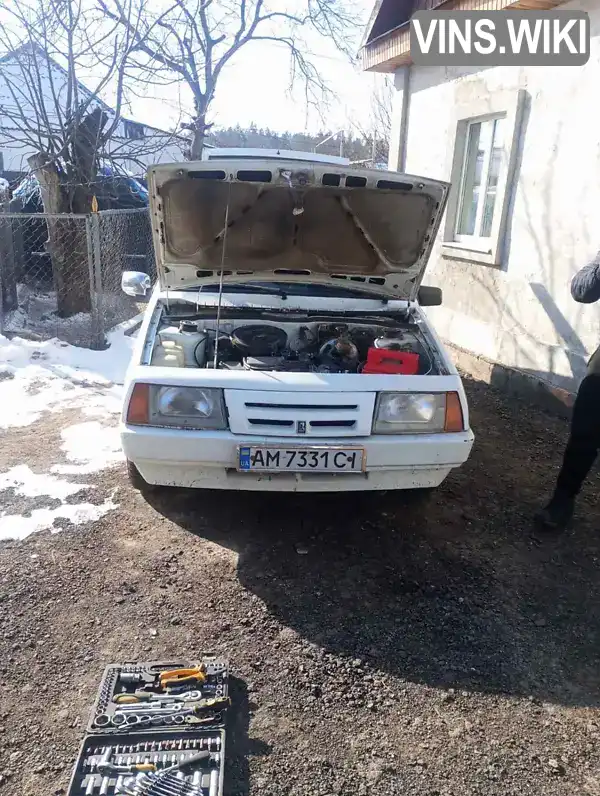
[116,703,185,713]
[114,690,203,704]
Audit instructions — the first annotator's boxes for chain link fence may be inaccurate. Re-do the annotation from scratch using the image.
[91,208,155,346]
[0,207,155,348]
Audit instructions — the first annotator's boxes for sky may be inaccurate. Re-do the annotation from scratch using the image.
[124,0,381,137]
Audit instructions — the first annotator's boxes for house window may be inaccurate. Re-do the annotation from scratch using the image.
[442,89,525,268]
[124,121,145,140]
[455,115,506,243]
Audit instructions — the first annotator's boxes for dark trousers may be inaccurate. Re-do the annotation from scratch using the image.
[555,347,600,499]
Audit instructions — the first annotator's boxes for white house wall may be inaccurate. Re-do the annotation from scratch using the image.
[1,131,184,174]
[0,56,183,174]
[392,0,600,392]
[0,57,68,172]
[104,134,184,175]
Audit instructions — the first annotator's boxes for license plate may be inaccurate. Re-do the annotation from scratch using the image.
[237,446,365,473]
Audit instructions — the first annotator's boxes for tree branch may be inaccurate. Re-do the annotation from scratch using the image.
[97,0,190,76]
[93,0,361,159]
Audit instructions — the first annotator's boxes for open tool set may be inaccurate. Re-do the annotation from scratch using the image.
[66,659,229,796]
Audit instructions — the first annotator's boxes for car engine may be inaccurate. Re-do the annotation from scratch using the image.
[151,315,437,375]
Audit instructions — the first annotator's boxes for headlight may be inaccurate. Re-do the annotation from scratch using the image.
[150,386,227,429]
[373,392,448,434]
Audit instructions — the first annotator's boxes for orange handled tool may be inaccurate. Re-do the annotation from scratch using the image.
[159,665,207,688]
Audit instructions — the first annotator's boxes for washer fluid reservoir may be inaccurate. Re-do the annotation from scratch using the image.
[151,338,185,368]
[152,322,204,368]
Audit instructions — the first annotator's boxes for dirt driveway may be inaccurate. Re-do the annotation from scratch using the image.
[1,377,600,796]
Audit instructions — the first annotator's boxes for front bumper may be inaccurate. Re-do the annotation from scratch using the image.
[121,425,474,492]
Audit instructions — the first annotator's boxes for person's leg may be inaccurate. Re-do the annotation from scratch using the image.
[536,370,600,529]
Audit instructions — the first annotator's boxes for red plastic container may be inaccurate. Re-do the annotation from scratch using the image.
[362,347,420,375]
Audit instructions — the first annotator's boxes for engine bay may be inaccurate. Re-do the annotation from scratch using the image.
[150,309,442,375]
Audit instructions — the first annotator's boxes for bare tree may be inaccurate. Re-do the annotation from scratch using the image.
[347,74,393,167]
[368,74,393,166]
[370,74,393,148]
[98,0,361,159]
[0,0,136,195]
[0,0,182,314]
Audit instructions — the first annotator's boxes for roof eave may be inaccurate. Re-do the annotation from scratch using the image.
[362,22,411,72]
[360,0,387,48]
[361,0,569,72]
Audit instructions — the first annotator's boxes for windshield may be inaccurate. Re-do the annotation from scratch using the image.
[193,281,388,299]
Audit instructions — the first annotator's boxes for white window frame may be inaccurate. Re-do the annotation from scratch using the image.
[442,89,526,267]
[454,114,505,248]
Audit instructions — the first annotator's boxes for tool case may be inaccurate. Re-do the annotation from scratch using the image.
[66,657,229,796]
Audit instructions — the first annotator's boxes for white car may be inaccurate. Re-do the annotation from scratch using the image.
[120,156,474,494]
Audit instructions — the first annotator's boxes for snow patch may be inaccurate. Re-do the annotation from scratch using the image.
[0,497,118,541]
[0,327,134,428]
[0,329,132,540]
[0,465,90,500]
[0,464,118,541]
[52,421,124,475]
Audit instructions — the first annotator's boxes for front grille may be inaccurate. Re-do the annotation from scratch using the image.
[245,402,358,411]
[248,418,294,427]
[247,418,357,430]
[225,390,376,437]
[310,420,356,428]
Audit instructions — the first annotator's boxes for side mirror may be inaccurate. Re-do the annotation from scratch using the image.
[122,270,151,298]
[417,285,442,306]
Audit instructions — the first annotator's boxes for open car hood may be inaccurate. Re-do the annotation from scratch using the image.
[148,159,449,300]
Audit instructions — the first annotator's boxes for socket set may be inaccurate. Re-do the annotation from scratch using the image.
[88,658,229,734]
[66,731,224,795]
[66,659,229,796]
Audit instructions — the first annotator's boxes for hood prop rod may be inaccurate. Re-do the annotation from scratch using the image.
[213,180,233,369]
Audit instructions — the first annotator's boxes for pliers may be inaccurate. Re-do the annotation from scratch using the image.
[158,665,207,688]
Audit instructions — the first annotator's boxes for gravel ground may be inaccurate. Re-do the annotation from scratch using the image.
[1,377,600,796]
